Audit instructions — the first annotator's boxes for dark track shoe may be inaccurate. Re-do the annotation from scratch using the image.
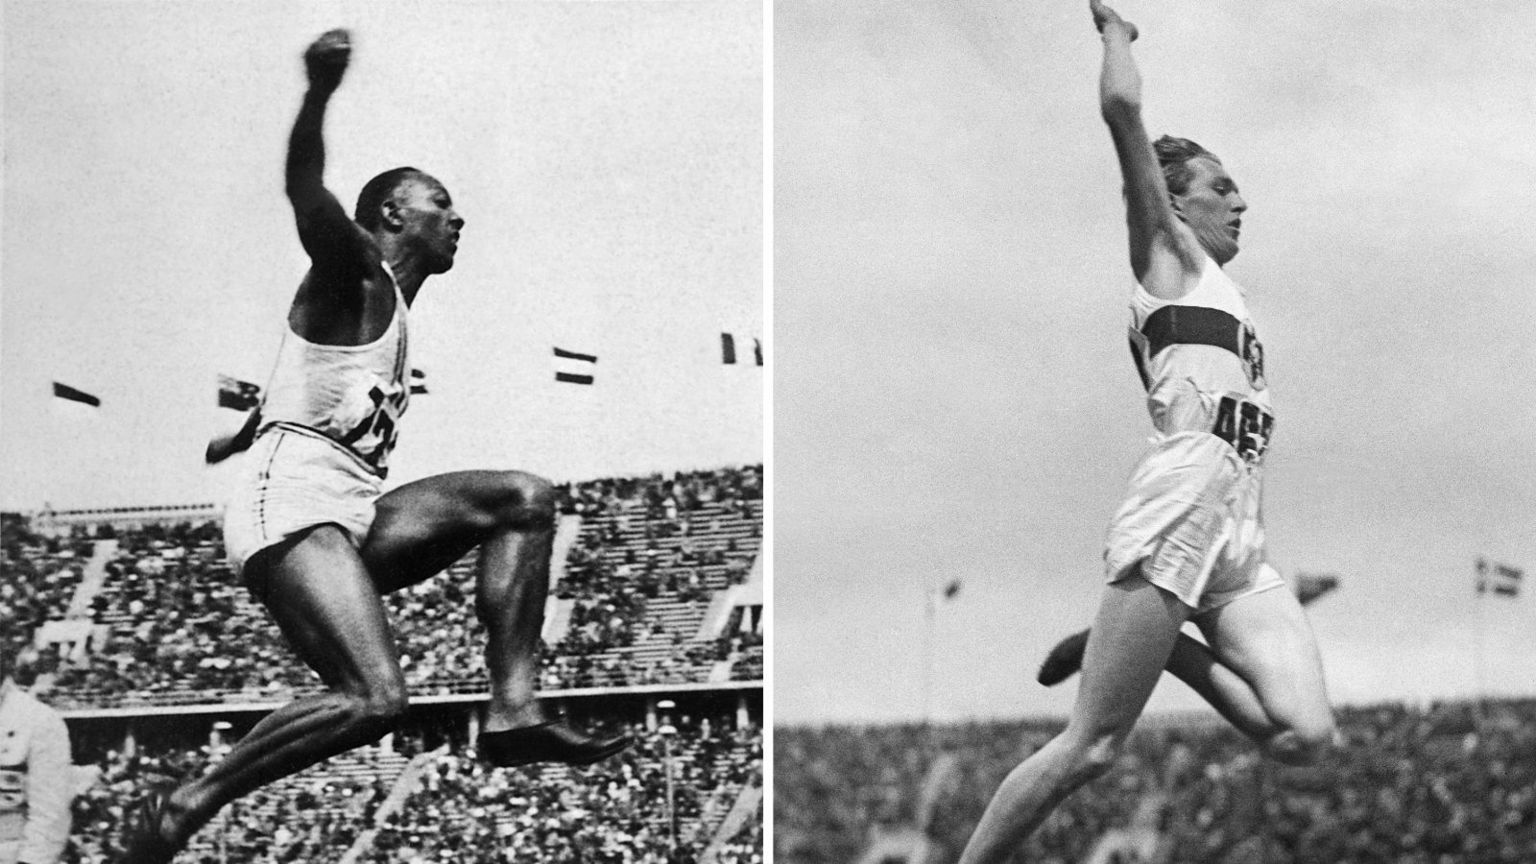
[479,721,632,767]
[1037,627,1091,686]
[119,786,182,864]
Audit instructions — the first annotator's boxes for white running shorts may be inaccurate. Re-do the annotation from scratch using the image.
[1104,430,1285,613]
[224,425,382,575]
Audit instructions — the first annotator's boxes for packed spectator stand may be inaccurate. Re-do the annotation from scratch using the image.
[775,699,1536,864]
[1,465,762,864]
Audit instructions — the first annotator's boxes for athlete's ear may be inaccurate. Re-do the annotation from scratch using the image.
[380,198,405,232]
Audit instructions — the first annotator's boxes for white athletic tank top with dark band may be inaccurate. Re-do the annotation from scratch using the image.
[257,266,410,477]
[1127,256,1273,463]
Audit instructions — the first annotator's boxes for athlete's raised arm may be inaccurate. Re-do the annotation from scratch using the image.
[285,29,373,282]
[1091,1,1201,298]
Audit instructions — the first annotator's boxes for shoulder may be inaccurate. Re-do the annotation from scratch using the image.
[1137,243,1210,301]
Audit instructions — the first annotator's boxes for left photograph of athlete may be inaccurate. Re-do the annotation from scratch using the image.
[124,28,630,864]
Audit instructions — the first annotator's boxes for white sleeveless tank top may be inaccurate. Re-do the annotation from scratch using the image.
[1127,256,1273,463]
[258,267,410,477]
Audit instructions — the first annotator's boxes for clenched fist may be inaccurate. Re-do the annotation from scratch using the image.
[304,28,351,92]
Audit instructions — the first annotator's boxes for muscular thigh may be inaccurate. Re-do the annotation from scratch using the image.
[1071,568,1192,740]
[361,469,545,593]
[1195,585,1331,730]
[245,524,404,695]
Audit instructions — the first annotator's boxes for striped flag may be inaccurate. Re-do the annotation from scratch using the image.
[721,333,763,366]
[553,347,596,385]
[216,375,261,411]
[1295,572,1340,606]
[52,382,100,407]
[1476,558,1523,598]
[410,368,428,395]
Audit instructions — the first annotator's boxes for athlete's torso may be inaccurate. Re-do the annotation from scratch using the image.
[1127,256,1273,463]
[257,267,410,476]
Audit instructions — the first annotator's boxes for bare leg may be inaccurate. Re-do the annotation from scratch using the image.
[128,527,408,860]
[1041,620,1295,744]
[957,571,1188,864]
[1164,629,1281,740]
[1197,585,1335,765]
[364,470,557,729]
[362,470,629,764]
[474,523,553,729]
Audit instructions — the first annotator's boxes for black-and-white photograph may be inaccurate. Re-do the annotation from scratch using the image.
[1,3,762,863]
[775,2,1534,863]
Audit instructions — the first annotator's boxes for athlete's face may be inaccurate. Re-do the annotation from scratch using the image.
[1172,157,1246,265]
[396,177,464,273]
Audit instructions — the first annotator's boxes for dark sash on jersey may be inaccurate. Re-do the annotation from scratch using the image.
[1129,305,1244,392]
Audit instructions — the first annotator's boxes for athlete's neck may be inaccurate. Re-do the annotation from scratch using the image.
[380,247,430,306]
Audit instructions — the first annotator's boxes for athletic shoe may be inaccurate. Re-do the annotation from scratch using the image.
[1037,628,1091,686]
[119,786,181,864]
[478,721,632,767]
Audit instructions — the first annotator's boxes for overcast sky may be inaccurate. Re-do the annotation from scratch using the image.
[776,0,1536,724]
[1,0,762,511]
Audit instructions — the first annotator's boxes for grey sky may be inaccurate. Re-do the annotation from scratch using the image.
[2,0,762,510]
[776,1,1536,723]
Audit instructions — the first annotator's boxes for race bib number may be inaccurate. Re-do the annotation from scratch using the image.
[1212,395,1274,462]
[338,383,407,470]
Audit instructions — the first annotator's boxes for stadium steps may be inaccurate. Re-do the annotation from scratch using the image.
[699,780,763,864]
[183,745,409,858]
[64,539,117,618]
[337,747,446,864]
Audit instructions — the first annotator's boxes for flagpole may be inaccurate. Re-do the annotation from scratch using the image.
[922,584,935,738]
[1474,558,1487,731]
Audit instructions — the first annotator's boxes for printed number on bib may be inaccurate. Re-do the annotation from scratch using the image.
[1211,395,1273,462]
[339,384,406,469]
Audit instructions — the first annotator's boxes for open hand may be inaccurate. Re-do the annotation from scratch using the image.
[1090,0,1138,41]
[304,28,351,91]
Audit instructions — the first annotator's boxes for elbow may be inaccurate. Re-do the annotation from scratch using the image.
[1100,94,1141,123]
[285,174,323,209]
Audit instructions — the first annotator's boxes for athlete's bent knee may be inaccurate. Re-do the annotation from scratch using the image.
[341,682,409,743]
[1265,718,1336,766]
[490,471,556,531]
[1063,726,1128,784]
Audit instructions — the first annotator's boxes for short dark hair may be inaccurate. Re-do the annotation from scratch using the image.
[354,167,427,231]
[1152,136,1220,195]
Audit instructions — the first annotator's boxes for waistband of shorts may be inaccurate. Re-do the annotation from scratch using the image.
[257,421,388,480]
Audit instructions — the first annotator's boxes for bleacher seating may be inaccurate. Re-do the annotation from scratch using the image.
[15,466,762,709]
[775,699,1536,864]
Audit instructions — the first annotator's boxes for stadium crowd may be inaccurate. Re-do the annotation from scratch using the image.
[61,714,760,864]
[6,466,761,708]
[365,716,760,864]
[71,737,404,864]
[776,699,1536,864]
[1,515,91,661]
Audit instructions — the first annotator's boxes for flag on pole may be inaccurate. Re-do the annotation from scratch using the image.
[1295,573,1340,606]
[216,375,261,410]
[721,332,763,366]
[1476,558,1523,597]
[52,382,101,407]
[410,368,428,395]
[553,347,596,385]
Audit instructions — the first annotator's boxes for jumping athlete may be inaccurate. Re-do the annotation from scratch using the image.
[955,5,1335,861]
[124,29,629,863]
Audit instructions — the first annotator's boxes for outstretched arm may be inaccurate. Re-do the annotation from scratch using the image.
[206,408,262,464]
[1091,1,1200,297]
[286,29,371,281]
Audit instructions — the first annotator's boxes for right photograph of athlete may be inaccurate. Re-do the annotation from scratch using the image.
[956,3,1335,862]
